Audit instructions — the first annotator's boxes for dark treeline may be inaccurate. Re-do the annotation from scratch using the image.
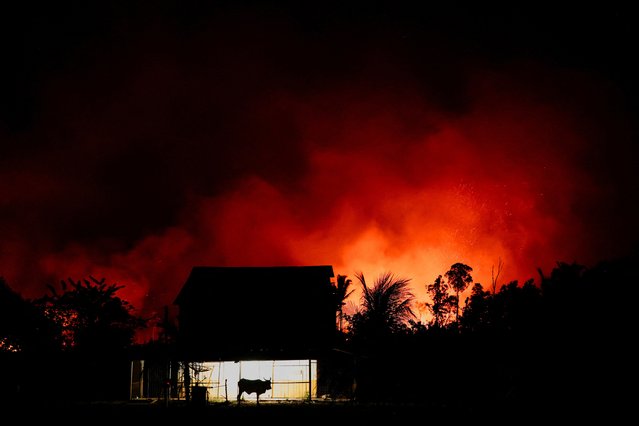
[0,276,148,403]
[0,253,636,415]
[326,254,636,415]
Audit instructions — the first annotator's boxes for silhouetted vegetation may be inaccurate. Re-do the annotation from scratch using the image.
[0,276,147,403]
[332,274,354,334]
[35,276,147,354]
[425,275,456,330]
[337,256,635,414]
[1,253,635,416]
[347,271,415,342]
[445,262,473,325]
[0,277,57,354]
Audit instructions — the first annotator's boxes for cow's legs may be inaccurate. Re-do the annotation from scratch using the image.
[237,390,242,404]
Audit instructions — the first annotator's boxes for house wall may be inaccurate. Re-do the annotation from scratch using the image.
[178,359,317,402]
[130,359,172,399]
[131,359,317,402]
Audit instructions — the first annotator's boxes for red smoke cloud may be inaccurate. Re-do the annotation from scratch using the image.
[5,64,631,324]
[1,5,637,333]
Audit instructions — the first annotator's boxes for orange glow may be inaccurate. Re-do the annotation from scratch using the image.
[0,65,630,329]
[0,337,21,353]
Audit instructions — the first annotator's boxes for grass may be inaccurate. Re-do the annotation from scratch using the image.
[2,397,617,424]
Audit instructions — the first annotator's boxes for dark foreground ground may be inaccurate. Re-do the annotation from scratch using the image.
[0,398,621,425]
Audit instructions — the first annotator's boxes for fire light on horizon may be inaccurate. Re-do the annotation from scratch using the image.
[1,64,631,326]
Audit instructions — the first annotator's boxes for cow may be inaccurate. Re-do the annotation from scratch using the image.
[237,378,272,404]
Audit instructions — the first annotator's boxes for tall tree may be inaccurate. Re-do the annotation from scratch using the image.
[349,271,415,339]
[35,276,147,353]
[425,275,456,330]
[0,277,57,353]
[33,277,148,401]
[333,274,354,333]
[445,263,473,325]
[491,258,504,294]
[489,279,542,335]
[460,282,492,333]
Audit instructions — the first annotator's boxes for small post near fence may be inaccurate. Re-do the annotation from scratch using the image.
[308,359,312,402]
[225,379,228,402]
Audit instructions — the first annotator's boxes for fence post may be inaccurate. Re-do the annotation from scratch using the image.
[308,359,312,402]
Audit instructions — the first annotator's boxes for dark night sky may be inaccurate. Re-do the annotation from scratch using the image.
[1,1,638,319]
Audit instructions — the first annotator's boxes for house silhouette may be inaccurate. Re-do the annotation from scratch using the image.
[131,265,347,403]
[175,265,336,360]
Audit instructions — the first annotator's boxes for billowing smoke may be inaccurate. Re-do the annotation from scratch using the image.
[1,4,637,327]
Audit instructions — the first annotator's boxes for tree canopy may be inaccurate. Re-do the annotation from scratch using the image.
[35,276,147,354]
[348,271,415,340]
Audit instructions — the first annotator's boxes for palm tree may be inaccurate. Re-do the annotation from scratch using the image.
[333,274,354,333]
[350,271,415,337]
[445,263,473,325]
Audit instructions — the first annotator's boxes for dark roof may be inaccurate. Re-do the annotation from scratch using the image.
[173,265,336,359]
[174,265,334,306]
